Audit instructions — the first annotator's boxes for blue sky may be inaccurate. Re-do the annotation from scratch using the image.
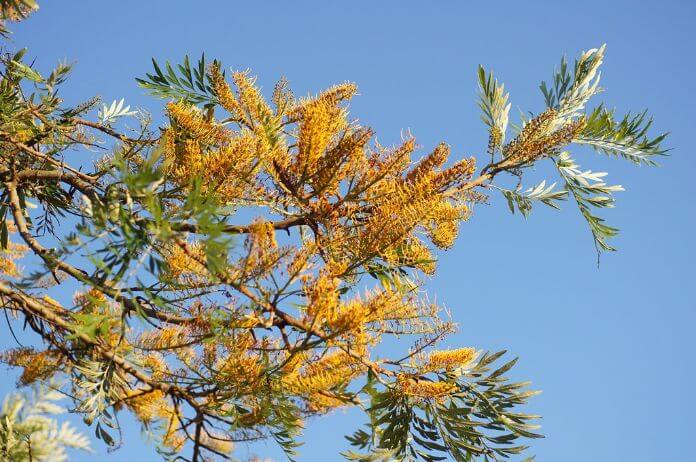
[3,1,695,460]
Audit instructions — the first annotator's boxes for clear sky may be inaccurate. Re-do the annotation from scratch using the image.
[3,1,695,461]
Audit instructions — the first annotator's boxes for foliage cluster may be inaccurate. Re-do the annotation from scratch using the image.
[0,2,665,461]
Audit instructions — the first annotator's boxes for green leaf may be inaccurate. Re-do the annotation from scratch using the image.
[554,151,625,253]
[10,60,43,82]
[477,65,511,150]
[136,54,217,106]
[575,106,668,165]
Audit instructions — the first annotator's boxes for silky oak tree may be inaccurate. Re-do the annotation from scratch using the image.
[0,2,667,461]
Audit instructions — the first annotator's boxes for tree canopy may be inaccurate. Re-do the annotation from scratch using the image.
[0,2,667,461]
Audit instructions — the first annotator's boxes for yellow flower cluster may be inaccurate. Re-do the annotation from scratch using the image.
[0,255,18,277]
[282,350,364,401]
[380,239,436,274]
[213,334,265,394]
[0,237,26,278]
[307,391,351,413]
[71,67,497,441]
[0,0,37,22]
[296,98,348,176]
[161,69,480,292]
[139,325,190,350]
[164,241,208,282]
[304,271,341,323]
[244,219,280,273]
[162,414,187,452]
[422,347,478,373]
[121,388,189,452]
[209,62,242,119]
[167,101,229,144]
[198,431,235,455]
[124,389,168,423]
[327,288,427,337]
[232,70,274,123]
[427,201,470,249]
[0,347,63,385]
[73,287,108,311]
[396,375,457,400]
[141,352,169,380]
[503,108,586,164]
